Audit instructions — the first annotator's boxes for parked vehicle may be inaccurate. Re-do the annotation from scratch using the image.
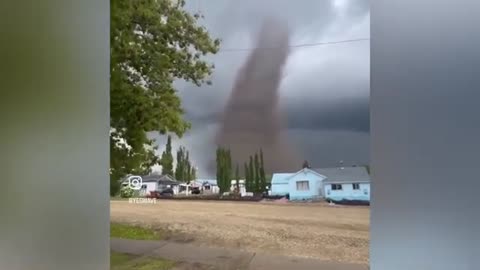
[160,188,174,196]
[146,191,160,199]
[191,187,201,195]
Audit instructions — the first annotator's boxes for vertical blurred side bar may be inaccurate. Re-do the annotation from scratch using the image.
[0,1,109,270]
[371,0,479,270]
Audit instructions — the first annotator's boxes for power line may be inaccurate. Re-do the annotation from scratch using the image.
[218,38,370,53]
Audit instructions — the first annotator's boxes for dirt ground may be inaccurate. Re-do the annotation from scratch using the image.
[110,200,370,265]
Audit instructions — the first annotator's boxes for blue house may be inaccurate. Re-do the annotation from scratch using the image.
[271,166,371,202]
[271,168,326,200]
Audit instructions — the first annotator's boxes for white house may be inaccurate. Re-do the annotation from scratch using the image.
[230,179,246,195]
[270,166,371,202]
[190,178,247,195]
[192,179,220,194]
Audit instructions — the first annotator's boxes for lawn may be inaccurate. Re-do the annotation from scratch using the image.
[110,222,163,240]
[111,251,175,270]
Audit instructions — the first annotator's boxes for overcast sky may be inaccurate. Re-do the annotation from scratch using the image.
[152,0,370,177]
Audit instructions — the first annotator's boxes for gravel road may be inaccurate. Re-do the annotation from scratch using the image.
[110,200,369,265]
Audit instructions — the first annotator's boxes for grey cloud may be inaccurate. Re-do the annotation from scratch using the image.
[286,95,370,132]
[184,95,370,133]
[287,129,370,168]
[159,0,370,176]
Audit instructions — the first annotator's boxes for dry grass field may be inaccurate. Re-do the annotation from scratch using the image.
[110,200,370,265]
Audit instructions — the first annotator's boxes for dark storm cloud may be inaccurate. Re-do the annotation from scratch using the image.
[152,0,371,176]
[179,0,370,121]
[185,95,370,133]
[286,95,370,132]
[288,129,370,168]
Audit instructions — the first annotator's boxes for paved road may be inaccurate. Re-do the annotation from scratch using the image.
[111,238,369,270]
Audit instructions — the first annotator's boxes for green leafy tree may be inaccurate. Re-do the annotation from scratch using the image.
[160,135,174,176]
[110,0,220,195]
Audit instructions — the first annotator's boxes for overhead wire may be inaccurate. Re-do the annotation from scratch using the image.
[218,38,370,53]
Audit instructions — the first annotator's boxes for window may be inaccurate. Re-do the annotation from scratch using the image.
[352,183,360,190]
[296,181,310,191]
[331,184,342,190]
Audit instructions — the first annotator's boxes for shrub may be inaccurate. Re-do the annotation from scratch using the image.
[120,186,134,198]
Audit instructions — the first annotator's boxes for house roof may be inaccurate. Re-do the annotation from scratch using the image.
[271,173,294,184]
[121,174,179,184]
[142,174,178,183]
[271,167,371,184]
[285,168,327,181]
[312,167,371,184]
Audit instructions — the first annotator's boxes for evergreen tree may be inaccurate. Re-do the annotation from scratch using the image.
[185,151,192,182]
[254,152,260,192]
[190,166,197,180]
[224,149,232,192]
[216,147,232,193]
[216,147,222,191]
[243,162,249,192]
[173,146,197,183]
[235,163,240,191]
[160,135,174,176]
[248,156,255,192]
[175,146,186,181]
[259,149,266,193]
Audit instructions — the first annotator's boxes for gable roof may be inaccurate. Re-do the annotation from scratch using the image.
[272,168,327,184]
[312,167,371,184]
[285,168,327,181]
[271,173,294,184]
[142,174,177,182]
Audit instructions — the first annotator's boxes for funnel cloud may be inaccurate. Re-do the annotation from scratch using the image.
[212,18,301,174]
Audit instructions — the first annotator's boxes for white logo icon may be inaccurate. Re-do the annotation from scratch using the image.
[127,175,143,190]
